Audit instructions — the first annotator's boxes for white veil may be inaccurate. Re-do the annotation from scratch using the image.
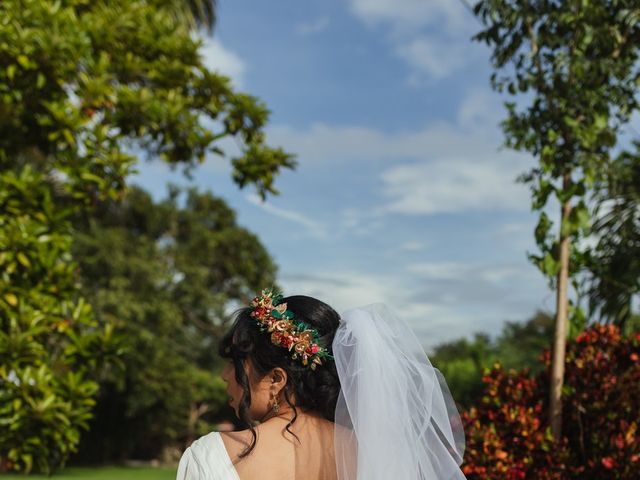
[332,304,466,480]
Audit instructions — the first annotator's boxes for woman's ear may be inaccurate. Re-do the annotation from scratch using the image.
[270,367,288,394]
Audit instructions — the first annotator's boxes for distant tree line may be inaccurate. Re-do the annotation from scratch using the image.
[71,186,276,463]
[431,310,555,408]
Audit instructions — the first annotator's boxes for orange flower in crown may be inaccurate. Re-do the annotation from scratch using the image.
[250,289,331,369]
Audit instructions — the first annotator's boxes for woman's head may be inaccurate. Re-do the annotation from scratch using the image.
[219,295,341,430]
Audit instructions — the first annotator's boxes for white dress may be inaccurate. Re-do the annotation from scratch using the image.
[176,432,240,480]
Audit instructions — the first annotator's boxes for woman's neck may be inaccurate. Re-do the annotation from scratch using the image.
[258,406,319,425]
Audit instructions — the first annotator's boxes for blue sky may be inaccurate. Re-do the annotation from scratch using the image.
[134,0,558,349]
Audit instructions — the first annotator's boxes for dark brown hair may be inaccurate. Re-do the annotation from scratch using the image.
[218,295,341,458]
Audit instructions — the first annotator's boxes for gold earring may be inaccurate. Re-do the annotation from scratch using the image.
[271,394,280,414]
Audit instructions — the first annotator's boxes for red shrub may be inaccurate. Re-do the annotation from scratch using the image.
[462,324,640,479]
[462,366,566,479]
[559,325,640,479]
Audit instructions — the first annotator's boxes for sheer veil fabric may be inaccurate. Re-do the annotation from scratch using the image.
[333,304,466,480]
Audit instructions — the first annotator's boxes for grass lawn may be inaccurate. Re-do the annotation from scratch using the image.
[0,467,175,479]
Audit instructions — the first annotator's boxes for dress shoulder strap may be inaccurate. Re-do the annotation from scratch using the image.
[176,432,240,480]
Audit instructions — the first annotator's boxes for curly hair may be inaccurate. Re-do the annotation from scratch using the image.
[218,295,341,458]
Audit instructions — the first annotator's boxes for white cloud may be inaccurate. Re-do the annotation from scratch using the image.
[396,36,469,80]
[380,155,529,215]
[488,220,537,252]
[406,259,537,290]
[409,262,525,283]
[279,270,452,346]
[279,263,545,349]
[482,266,525,283]
[269,90,533,215]
[245,194,327,239]
[457,87,502,128]
[408,262,472,281]
[296,16,330,35]
[496,222,532,236]
[199,36,246,88]
[268,89,504,163]
[280,271,395,314]
[407,260,544,318]
[397,240,429,252]
[348,0,469,33]
[269,121,495,164]
[268,123,392,163]
[348,0,478,81]
[339,208,385,236]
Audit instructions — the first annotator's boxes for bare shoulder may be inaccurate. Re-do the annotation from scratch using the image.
[220,415,338,480]
[219,414,335,456]
[219,429,254,461]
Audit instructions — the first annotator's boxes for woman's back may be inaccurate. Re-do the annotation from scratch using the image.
[177,292,466,480]
[221,414,337,480]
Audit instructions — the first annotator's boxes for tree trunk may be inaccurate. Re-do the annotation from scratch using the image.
[550,173,572,440]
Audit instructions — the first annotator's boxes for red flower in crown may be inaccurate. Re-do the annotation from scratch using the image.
[271,331,283,344]
[281,335,294,349]
[250,288,332,369]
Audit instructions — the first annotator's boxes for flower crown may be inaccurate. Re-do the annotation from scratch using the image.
[250,289,331,369]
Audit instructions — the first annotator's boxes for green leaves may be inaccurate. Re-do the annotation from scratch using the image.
[474,0,640,302]
[2,293,18,307]
[586,145,640,328]
[0,167,104,474]
[567,201,590,234]
[529,251,560,279]
[475,1,639,441]
[1,0,292,198]
[1,0,290,471]
[69,186,277,462]
[431,311,554,409]
[534,212,552,247]
[232,145,297,200]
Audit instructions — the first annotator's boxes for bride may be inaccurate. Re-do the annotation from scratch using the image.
[177,290,466,479]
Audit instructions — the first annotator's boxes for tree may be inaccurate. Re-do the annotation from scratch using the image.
[431,333,494,408]
[0,166,119,474]
[473,0,640,439]
[0,0,292,472]
[493,311,555,367]
[431,311,553,408]
[71,186,276,462]
[587,143,640,331]
[0,0,294,200]
[165,0,217,32]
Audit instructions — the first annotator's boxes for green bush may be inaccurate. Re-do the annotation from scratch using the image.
[0,167,115,474]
